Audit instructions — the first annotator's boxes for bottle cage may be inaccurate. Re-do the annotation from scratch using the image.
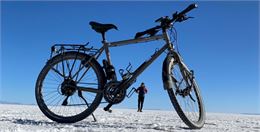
[126,87,137,98]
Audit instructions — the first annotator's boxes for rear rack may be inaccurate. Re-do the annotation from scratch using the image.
[50,43,99,58]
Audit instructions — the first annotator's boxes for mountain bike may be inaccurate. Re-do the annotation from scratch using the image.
[35,3,205,129]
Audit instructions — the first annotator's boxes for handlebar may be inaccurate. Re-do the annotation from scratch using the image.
[135,3,198,38]
[171,3,198,23]
[179,3,198,16]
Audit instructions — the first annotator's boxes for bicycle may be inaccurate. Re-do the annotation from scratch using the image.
[35,3,205,129]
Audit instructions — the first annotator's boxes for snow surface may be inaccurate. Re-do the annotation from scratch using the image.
[0,104,259,132]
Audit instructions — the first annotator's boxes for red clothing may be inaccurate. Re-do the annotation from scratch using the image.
[136,86,147,111]
[136,86,148,96]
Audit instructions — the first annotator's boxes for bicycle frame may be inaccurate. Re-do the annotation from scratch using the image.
[84,31,173,91]
[36,4,205,128]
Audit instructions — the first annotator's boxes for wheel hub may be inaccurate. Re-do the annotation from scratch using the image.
[61,79,77,96]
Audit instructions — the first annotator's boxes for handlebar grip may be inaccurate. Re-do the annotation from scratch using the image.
[179,3,198,15]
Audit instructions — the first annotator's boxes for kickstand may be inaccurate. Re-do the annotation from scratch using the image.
[78,90,97,122]
[91,112,97,122]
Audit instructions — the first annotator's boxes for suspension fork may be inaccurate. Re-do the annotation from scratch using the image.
[171,51,194,96]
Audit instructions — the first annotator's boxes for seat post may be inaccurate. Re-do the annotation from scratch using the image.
[101,32,113,66]
[101,32,106,41]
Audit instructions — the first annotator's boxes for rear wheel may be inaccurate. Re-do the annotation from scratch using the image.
[35,52,105,123]
[163,54,205,129]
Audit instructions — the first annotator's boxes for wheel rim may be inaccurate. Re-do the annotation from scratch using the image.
[38,55,101,118]
[170,63,202,123]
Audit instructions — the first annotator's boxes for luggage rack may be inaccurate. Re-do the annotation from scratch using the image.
[50,43,99,58]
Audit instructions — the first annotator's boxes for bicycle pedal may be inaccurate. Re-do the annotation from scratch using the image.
[103,107,112,113]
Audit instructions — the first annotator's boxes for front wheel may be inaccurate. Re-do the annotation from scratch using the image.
[162,54,205,129]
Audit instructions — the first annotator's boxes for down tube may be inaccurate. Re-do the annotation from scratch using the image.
[126,43,169,85]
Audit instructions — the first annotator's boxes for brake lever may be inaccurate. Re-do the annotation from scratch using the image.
[172,11,178,20]
[176,14,194,22]
[182,16,194,21]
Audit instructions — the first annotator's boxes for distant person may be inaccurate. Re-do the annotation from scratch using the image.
[135,82,148,112]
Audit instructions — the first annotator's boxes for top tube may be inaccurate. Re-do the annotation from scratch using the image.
[108,34,164,48]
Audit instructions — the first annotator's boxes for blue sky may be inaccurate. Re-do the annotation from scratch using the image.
[1,1,259,114]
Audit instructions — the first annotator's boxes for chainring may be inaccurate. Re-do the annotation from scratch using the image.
[103,81,126,104]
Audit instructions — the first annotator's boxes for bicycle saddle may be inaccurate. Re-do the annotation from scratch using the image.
[89,21,118,34]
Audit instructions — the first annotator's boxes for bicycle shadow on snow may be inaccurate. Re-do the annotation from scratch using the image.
[12,118,56,126]
[11,118,193,131]
[11,119,136,130]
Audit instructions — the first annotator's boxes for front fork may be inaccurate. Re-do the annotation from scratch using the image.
[174,56,196,101]
[163,51,195,97]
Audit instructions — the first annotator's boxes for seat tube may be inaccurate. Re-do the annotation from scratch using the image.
[103,40,113,65]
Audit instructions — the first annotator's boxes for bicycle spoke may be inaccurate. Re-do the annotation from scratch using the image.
[65,59,71,77]
[189,94,196,102]
[61,57,66,77]
[51,66,63,81]
[70,96,77,116]
[190,98,199,120]
[42,85,59,89]
[45,93,61,106]
[51,67,65,78]
[49,95,64,111]
[68,54,78,79]
[71,57,93,80]
[42,90,58,93]
[76,66,91,83]
[75,61,83,81]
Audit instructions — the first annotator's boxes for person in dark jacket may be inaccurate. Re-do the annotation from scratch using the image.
[136,82,148,112]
